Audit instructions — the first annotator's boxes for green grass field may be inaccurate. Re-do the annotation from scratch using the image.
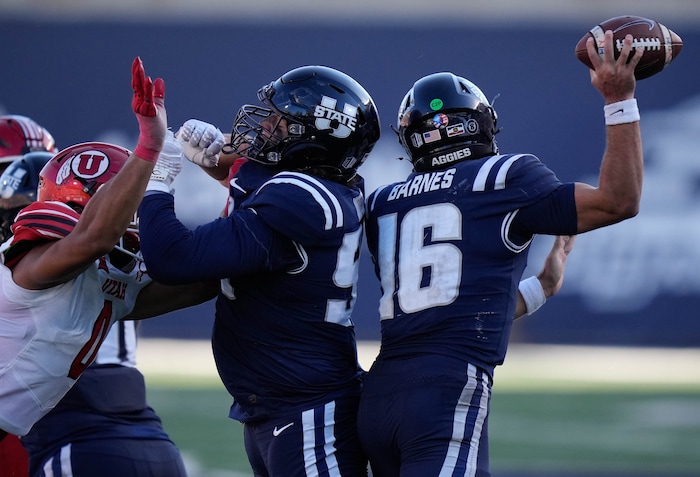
[140,341,700,477]
[146,387,700,477]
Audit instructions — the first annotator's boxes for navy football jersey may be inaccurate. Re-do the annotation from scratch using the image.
[139,161,366,422]
[365,153,575,376]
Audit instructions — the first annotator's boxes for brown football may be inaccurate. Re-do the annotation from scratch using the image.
[574,15,683,80]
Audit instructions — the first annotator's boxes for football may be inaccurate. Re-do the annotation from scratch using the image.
[574,15,683,80]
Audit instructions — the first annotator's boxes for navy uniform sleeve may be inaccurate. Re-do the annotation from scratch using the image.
[477,153,563,208]
[512,183,578,236]
[246,171,356,244]
[475,153,577,240]
[138,192,297,285]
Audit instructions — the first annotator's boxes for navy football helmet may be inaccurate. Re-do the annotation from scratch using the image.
[0,151,54,242]
[396,72,499,172]
[224,65,381,183]
[0,151,53,202]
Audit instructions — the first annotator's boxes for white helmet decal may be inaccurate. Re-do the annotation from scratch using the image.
[314,96,358,139]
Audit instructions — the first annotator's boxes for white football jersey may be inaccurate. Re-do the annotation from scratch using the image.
[0,256,151,436]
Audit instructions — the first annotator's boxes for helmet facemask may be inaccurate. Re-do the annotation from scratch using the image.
[227,105,295,165]
[111,213,141,268]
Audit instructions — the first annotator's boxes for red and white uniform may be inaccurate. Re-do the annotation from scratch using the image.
[0,201,151,436]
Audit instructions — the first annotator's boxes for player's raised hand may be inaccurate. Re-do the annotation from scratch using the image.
[176,119,224,168]
[586,31,641,103]
[132,56,167,163]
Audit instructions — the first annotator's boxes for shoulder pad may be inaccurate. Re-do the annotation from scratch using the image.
[11,201,80,242]
[250,171,359,241]
[2,201,80,268]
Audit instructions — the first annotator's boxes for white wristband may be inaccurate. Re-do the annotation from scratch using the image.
[604,99,640,126]
[146,180,172,194]
[518,276,546,315]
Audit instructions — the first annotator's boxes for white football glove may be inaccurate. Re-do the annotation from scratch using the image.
[147,129,183,194]
[176,119,224,168]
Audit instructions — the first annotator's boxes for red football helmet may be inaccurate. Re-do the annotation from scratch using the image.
[37,142,140,259]
[37,142,130,208]
[0,115,57,165]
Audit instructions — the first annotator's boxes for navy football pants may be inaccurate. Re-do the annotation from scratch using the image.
[357,358,492,477]
[34,438,187,477]
[243,395,367,476]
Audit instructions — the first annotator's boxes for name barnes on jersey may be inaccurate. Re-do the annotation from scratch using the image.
[388,168,455,201]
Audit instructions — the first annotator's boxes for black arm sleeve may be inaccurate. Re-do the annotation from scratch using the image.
[510,183,578,241]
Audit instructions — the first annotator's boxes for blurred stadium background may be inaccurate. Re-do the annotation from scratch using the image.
[2,0,700,475]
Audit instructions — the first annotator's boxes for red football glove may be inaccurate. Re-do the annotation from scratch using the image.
[132,56,166,162]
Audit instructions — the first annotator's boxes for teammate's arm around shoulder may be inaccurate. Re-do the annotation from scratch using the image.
[574,30,644,233]
[12,57,166,290]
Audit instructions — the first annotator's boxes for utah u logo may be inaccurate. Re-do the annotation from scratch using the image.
[57,150,111,185]
[71,151,111,179]
[314,96,358,139]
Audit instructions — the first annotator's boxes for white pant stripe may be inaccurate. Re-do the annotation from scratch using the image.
[43,442,73,477]
[465,370,490,476]
[323,401,339,476]
[301,401,340,477]
[438,364,490,477]
[302,408,319,477]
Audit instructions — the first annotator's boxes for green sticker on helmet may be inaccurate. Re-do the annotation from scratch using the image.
[430,99,444,111]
